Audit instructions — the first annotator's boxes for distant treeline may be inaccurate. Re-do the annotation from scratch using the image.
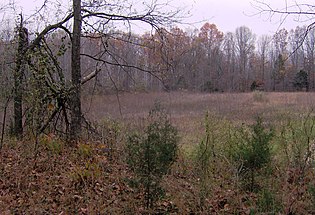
[1,23,314,94]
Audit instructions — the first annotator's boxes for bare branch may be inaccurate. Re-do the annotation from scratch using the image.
[80,52,164,83]
[28,13,73,51]
[81,68,101,85]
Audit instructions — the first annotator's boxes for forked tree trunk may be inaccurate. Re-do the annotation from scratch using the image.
[70,0,82,141]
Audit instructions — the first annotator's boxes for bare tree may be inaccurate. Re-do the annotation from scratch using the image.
[304,28,315,89]
[271,29,288,90]
[234,26,256,91]
[252,0,315,52]
[222,32,236,91]
[252,1,315,25]
[257,35,271,83]
[288,26,306,71]
[3,0,185,141]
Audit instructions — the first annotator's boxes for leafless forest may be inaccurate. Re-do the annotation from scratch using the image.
[2,22,314,94]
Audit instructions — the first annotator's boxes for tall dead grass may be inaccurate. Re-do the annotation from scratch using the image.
[83,91,315,146]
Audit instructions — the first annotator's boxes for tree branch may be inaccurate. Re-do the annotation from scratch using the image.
[80,52,164,83]
[28,13,74,51]
[81,68,101,85]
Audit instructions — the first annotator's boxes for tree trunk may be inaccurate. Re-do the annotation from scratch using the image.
[14,15,28,140]
[70,0,82,141]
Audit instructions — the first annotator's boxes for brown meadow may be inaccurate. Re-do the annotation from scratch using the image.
[84,91,315,144]
[85,91,315,121]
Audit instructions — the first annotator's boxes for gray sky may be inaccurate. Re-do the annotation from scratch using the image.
[7,0,315,36]
[182,0,311,35]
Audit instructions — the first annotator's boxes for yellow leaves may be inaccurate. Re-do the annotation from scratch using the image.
[41,133,55,143]
[47,103,55,112]
[77,143,93,159]
[70,161,102,188]
[279,69,286,76]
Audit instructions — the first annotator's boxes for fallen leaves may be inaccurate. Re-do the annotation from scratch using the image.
[0,140,144,214]
[1,138,315,214]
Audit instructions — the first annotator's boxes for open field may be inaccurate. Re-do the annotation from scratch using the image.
[84,91,315,144]
[85,91,315,121]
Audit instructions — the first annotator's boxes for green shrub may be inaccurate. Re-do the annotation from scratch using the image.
[193,112,216,206]
[233,117,274,191]
[41,134,64,155]
[308,184,315,208]
[195,112,214,174]
[276,113,315,170]
[293,69,309,91]
[192,112,234,207]
[257,189,281,214]
[71,161,102,188]
[126,104,179,208]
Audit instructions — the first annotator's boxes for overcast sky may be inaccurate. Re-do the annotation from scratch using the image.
[6,0,315,36]
[182,0,312,35]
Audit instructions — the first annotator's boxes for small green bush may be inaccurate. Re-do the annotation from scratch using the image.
[233,117,274,191]
[41,135,64,155]
[195,112,214,175]
[293,69,309,91]
[193,112,216,206]
[276,113,315,170]
[126,104,179,208]
[71,161,102,188]
[308,184,315,208]
[257,189,281,214]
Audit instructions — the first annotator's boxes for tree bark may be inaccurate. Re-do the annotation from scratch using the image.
[14,15,28,139]
[70,0,82,141]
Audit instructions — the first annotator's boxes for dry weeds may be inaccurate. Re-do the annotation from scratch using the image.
[84,91,315,145]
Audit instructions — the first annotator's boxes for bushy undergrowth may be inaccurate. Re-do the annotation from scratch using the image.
[232,117,274,192]
[256,188,281,214]
[2,106,315,214]
[193,112,231,208]
[186,112,315,213]
[125,104,179,208]
[276,112,315,170]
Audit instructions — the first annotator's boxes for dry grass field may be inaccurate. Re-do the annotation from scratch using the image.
[84,91,315,145]
[85,91,315,121]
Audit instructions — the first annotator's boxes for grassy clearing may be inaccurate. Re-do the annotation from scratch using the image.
[2,91,315,213]
[84,91,315,145]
